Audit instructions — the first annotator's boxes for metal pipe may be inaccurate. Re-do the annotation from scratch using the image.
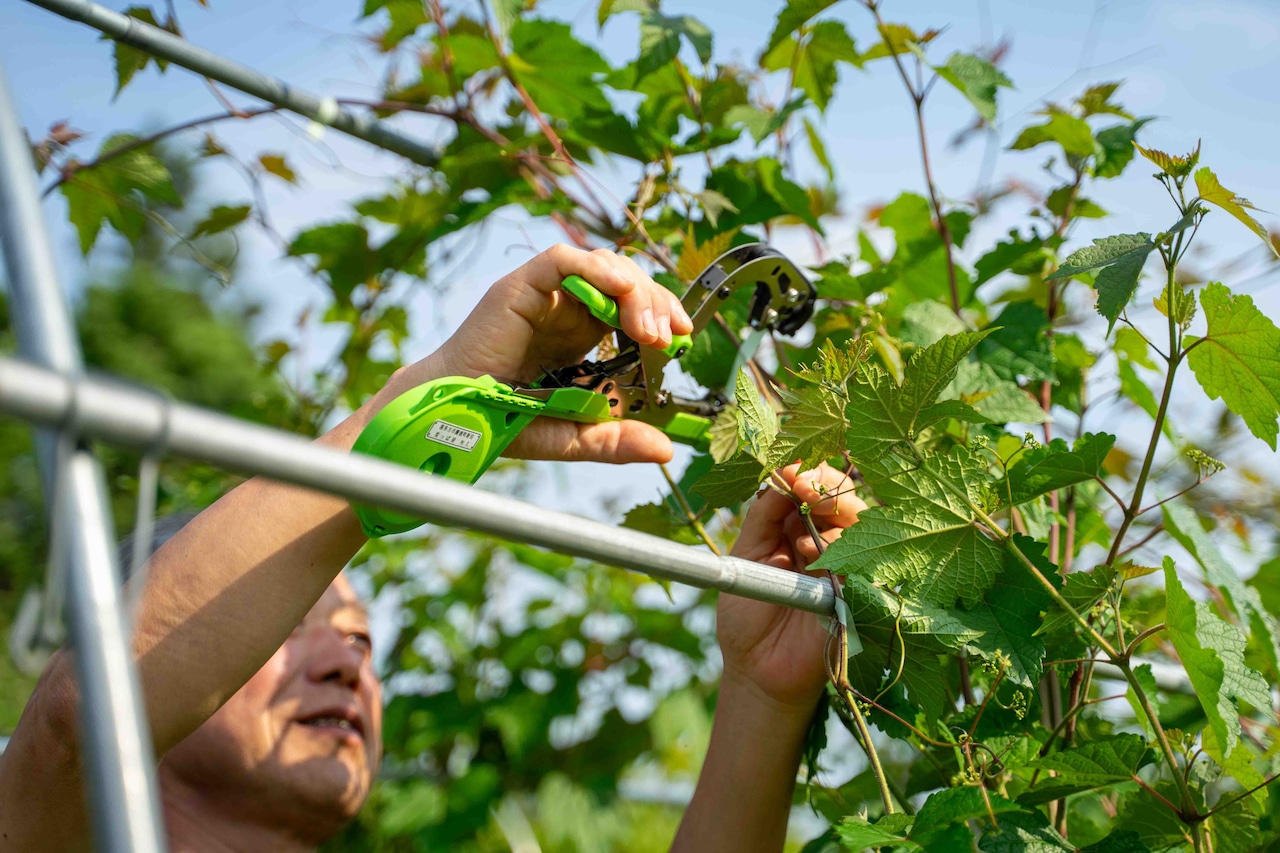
[26,0,441,168]
[0,359,837,616]
[0,67,167,853]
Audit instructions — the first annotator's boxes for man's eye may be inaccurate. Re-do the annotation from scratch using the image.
[347,632,373,650]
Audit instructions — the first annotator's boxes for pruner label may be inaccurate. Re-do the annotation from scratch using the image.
[426,420,481,452]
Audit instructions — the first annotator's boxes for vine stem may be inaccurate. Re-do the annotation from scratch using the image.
[1117,658,1197,815]
[659,463,722,556]
[862,1,960,315]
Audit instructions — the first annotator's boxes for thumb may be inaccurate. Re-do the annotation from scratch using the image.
[503,417,675,464]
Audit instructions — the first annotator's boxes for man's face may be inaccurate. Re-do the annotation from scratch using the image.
[162,575,382,836]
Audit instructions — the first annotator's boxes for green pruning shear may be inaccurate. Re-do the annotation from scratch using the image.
[353,243,816,537]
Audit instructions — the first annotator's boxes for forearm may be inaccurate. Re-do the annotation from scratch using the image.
[671,674,817,853]
[130,363,440,753]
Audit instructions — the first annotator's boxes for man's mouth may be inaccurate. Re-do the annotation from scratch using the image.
[295,710,365,742]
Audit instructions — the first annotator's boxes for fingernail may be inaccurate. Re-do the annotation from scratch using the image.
[657,313,672,345]
[641,307,657,339]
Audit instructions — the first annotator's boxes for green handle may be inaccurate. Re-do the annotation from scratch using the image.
[562,275,691,359]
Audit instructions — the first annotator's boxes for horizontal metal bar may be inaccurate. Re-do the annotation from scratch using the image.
[27,0,440,168]
[0,358,836,616]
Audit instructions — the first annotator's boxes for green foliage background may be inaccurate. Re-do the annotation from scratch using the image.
[6,0,1280,850]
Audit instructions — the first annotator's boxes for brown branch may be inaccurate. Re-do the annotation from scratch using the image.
[42,106,280,197]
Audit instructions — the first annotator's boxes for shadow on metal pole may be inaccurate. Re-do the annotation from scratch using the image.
[0,64,166,853]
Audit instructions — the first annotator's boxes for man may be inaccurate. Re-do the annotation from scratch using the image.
[0,246,861,851]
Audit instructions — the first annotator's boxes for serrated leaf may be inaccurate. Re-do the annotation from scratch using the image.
[1163,500,1280,678]
[861,22,939,63]
[1195,166,1280,259]
[764,0,840,54]
[1201,724,1269,811]
[190,203,251,238]
[1164,558,1272,758]
[509,20,609,119]
[689,452,764,508]
[1185,281,1280,448]
[1125,662,1162,736]
[834,816,913,849]
[1133,139,1200,178]
[1038,563,1114,641]
[734,368,777,463]
[963,536,1056,688]
[978,301,1054,382]
[707,407,738,464]
[1010,113,1096,157]
[492,0,526,37]
[1048,233,1154,281]
[767,384,847,470]
[948,360,1050,425]
[110,7,172,95]
[1078,831,1152,853]
[974,233,1048,285]
[1003,433,1115,505]
[258,153,297,184]
[597,0,651,28]
[676,229,736,283]
[1093,118,1151,179]
[637,11,712,80]
[817,448,1003,607]
[911,787,1020,844]
[1153,283,1197,331]
[621,501,702,546]
[725,98,804,144]
[61,133,181,254]
[1019,734,1151,804]
[761,21,859,112]
[934,52,1011,122]
[979,810,1072,852]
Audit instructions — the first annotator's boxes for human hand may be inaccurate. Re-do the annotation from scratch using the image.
[386,245,692,465]
[719,463,864,715]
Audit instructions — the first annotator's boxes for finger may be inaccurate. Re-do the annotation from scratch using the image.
[503,417,674,464]
[792,464,864,526]
[610,252,693,337]
[514,243,638,298]
[590,249,666,347]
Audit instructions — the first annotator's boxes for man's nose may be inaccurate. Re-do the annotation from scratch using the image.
[306,630,364,689]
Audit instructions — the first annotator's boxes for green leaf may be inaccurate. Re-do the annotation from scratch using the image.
[288,222,377,300]
[949,360,1050,425]
[491,0,526,37]
[689,452,764,508]
[762,21,859,112]
[509,20,609,118]
[765,0,840,53]
[1010,113,1096,158]
[734,368,778,463]
[621,501,702,546]
[911,787,1020,844]
[61,134,181,254]
[817,448,1003,607]
[1093,118,1152,179]
[1003,433,1115,505]
[845,331,992,461]
[1163,500,1280,678]
[1048,233,1156,334]
[707,407,738,464]
[1038,563,1114,642]
[1195,166,1280,258]
[1164,558,1272,758]
[725,98,804,144]
[768,383,848,470]
[1078,831,1152,853]
[1124,663,1162,736]
[975,233,1048,285]
[637,11,713,79]
[979,810,1072,852]
[189,204,251,239]
[1117,359,1159,421]
[963,536,1056,688]
[1134,139,1199,178]
[804,116,834,181]
[1019,734,1151,804]
[597,0,652,28]
[1185,281,1280,448]
[934,52,1011,122]
[860,22,938,63]
[110,7,172,95]
[258,153,297,184]
[833,815,913,850]
[1153,282,1196,332]
[1048,233,1154,281]
[1076,82,1133,119]
[977,301,1054,383]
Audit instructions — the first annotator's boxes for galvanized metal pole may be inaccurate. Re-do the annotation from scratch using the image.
[0,359,838,616]
[0,66,167,853]
[26,0,441,169]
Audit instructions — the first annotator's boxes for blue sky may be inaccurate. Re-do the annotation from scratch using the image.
[4,0,1280,515]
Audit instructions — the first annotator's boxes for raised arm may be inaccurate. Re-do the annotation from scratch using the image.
[672,464,863,853]
[0,245,691,850]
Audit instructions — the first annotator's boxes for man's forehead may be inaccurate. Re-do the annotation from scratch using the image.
[314,577,368,620]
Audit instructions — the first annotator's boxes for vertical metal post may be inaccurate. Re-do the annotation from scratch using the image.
[0,64,166,853]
